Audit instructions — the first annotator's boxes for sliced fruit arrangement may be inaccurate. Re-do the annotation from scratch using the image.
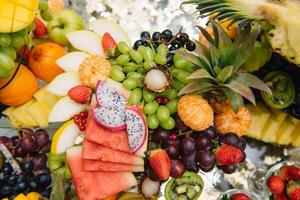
[246,103,300,147]
[3,85,60,128]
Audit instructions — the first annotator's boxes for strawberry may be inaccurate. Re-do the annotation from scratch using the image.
[230,193,250,200]
[149,149,171,181]
[287,181,300,200]
[267,176,285,194]
[33,17,47,38]
[274,193,290,200]
[17,45,31,61]
[102,32,117,53]
[279,165,300,181]
[68,85,91,104]
[215,144,244,165]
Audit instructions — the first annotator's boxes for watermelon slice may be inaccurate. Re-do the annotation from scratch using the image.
[85,111,147,157]
[82,140,144,165]
[83,159,144,172]
[67,146,137,200]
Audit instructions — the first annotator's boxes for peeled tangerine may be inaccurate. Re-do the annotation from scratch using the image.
[79,55,111,88]
[215,105,252,137]
[0,0,38,32]
[178,95,214,131]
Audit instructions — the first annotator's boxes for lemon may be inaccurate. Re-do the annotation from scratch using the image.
[0,0,38,33]
[51,120,81,154]
[26,192,41,200]
[13,193,28,200]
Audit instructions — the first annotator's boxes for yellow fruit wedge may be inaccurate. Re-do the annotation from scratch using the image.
[13,100,37,127]
[261,109,287,143]
[291,124,300,147]
[276,117,299,145]
[26,192,41,200]
[0,0,38,32]
[246,105,264,139]
[27,101,49,128]
[33,85,59,115]
[13,193,28,200]
[51,120,81,154]
[2,107,23,127]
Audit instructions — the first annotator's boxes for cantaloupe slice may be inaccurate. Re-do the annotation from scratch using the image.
[13,100,38,127]
[28,101,49,128]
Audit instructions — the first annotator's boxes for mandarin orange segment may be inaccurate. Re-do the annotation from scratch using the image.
[178,95,214,131]
[79,55,111,88]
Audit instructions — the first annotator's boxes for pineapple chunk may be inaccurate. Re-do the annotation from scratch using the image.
[2,107,22,127]
[33,85,60,115]
[28,101,49,128]
[13,100,38,127]
[291,124,300,147]
[261,109,287,143]
[276,117,299,145]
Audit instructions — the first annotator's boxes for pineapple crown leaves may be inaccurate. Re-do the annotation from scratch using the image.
[177,20,271,112]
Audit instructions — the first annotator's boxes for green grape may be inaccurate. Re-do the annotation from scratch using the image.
[143,88,156,103]
[160,117,175,130]
[129,88,142,105]
[165,89,178,100]
[137,45,146,53]
[39,0,49,10]
[0,33,11,47]
[144,102,159,115]
[110,68,125,82]
[27,22,36,32]
[143,60,155,70]
[147,114,160,129]
[174,58,192,69]
[154,54,167,65]
[136,67,145,74]
[122,78,139,90]
[173,80,185,91]
[117,42,130,54]
[110,59,117,65]
[157,44,167,56]
[0,67,11,78]
[141,47,154,61]
[127,72,143,80]
[111,65,123,71]
[116,54,130,65]
[123,62,138,73]
[166,99,178,114]
[157,105,170,122]
[174,70,192,84]
[17,29,27,36]
[129,49,143,64]
[0,46,16,60]
[41,10,53,21]
[23,34,30,44]
[0,52,15,71]
[11,33,24,50]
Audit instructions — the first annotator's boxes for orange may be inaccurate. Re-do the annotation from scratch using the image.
[215,105,252,136]
[178,95,214,131]
[102,194,118,200]
[79,55,111,88]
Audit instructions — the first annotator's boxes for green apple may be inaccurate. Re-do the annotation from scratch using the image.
[47,9,84,46]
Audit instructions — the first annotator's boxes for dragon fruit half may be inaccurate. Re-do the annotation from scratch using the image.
[95,81,126,107]
[125,107,147,152]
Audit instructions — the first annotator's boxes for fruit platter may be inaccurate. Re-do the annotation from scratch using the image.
[1,0,300,199]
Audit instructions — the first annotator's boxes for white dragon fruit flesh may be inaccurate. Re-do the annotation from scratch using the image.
[93,106,126,131]
[95,81,126,107]
[125,107,147,152]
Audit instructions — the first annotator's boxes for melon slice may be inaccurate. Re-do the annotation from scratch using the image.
[67,146,137,200]
[82,140,144,165]
[83,159,144,172]
[85,111,147,157]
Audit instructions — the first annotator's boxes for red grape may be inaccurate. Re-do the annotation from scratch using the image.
[222,133,240,147]
[169,132,177,141]
[237,137,247,151]
[182,151,196,170]
[13,144,26,157]
[152,128,169,144]
[147,167,162,181]
[39,142,51,154]
[21,136,37,154]
[221,164,236,174]
[0,136,13,150]
[161,97,169,105]
[168,139,180,149]
[202,126,218,139]
[11,136,20,146]
[32,153,47,170]
[167,144,180,159]
[175,115,189,131]
[196,150,215,167]
[18,128,33,138]
[181,136,196,155]
[34,129,49,148]
[34,168,50,176]
[194,134,212,150]
[170,160,186,178]
[199,164,214,172]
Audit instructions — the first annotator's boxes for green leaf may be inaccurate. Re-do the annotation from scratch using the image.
[225,80,256,105]
[188,69,214,80]
[216,65,233,82]
[235,73,272,94]
[208,42,221,68]
[174,49,205,68]
[221,87,244,112]
[178,80,214,96]
[196,25,215,45]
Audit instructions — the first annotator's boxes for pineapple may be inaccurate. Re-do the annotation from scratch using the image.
[183,0,300,65]
[2,107,22,127]
[28,101,49,127]
[13,99,38,127]
[0,0,38,32]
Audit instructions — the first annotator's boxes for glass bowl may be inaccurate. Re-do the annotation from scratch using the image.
[263,160,300,199]
[218,189,261,200]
